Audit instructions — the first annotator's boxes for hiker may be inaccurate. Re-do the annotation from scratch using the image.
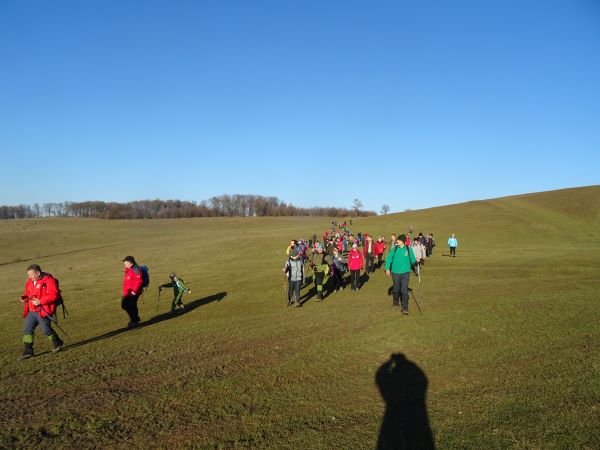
[19,264,64,359]
[448,234,458,257]
[387,234,396,258]
[348,243,364,291]
[331,248,346,292]
[376,236,386,268]
[159,273,190,312]
[121,256,143,327]
[364,235,376,273]
[411,237,426,267]
[385,235,417,314]
[310,244,332,301]
[283,245,304,307]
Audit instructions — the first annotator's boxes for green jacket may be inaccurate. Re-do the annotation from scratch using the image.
[160,278,189,294]
[384,245,417,274]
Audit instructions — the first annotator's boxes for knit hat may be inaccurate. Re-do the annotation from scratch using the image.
[289,248,299,257]
[352,243,357,249]
[398,234,406,243]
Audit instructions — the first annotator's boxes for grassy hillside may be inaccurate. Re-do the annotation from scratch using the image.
[1,186,599,449]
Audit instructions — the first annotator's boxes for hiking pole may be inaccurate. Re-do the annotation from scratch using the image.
[283,274,289,307]
[408,287,423,315]
[37,303,71,338]
[156,288,162,311]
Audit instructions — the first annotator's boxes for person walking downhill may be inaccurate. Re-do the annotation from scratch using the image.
[376,236,387,268]
[347,243,364,291]
[385,235,417,314]
[448,233,458,257]
[121,256,143,327]
[310,244,332,301]
[283,245,304,307]
[411,237,426,268]
[364,235,376,273]
[331,248,346,292]
[19,264,64,359]
[159,273,191,313]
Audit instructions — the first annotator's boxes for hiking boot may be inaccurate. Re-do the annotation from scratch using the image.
[295,302,302,307]
[52,337,63,353]
[401,309,409,315]
[127,321,141,328]
[20,343,33,360]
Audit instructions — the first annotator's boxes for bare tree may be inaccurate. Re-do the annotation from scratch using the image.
[352,198,363,217]
[381,204,390,215]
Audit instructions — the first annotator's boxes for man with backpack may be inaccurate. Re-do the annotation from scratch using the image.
[283,245,304,307]
[19,264,64,359]
[385,235,417,314]
[159,273,190,313]
[121,256,144,327]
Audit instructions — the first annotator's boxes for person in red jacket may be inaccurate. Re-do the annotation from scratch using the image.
[376,236,387,268]
[20,264,63,359]
[122,256,143,327]
[347,243,364,291]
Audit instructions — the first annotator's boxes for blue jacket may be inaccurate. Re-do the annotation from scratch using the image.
[448,237,458,247]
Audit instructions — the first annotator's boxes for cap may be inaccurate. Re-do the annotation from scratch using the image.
[398,234,406,243]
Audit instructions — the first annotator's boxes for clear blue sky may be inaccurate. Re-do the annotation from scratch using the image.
[1,0,599,213]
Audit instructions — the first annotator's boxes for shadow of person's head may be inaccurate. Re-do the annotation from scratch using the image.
[376,353,435,450]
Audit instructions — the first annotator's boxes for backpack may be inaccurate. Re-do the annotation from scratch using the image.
[140,265,150,289]
[44,274,68,320]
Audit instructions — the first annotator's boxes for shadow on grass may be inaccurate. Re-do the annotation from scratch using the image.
[376,353,435,450]
[62,291,227,351]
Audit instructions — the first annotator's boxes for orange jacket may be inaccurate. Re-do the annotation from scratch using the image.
[22,273,60,318]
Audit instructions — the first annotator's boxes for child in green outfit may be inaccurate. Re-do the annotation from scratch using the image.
[158,273,190,312]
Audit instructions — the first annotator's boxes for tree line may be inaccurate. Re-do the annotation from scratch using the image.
[0,195,376,220]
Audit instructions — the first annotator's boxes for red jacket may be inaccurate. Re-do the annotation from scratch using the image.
[22,273,61,318]
[348,249,364,270]
[363,240,376,257]
[123,266,144,296]
[375,241,386,255]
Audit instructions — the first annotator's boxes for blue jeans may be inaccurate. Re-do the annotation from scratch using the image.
[391,272,410,310]
[23,312,56,341]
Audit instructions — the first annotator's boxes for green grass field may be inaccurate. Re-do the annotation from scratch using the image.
[1,186,599,449]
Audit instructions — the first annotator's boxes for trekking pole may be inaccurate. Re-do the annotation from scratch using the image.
[156,288,162,311]
[37,303,71,338]
[283,274,289,307]
[408,288,423,315]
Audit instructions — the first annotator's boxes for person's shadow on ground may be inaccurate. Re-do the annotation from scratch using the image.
[376,353,435,450]
[62,291,227,351]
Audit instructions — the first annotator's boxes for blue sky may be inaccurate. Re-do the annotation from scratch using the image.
[1,0,598,213]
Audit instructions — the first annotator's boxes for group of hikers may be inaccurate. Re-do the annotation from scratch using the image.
[15,219,458,360]
[284,223,459,312]
[16,258,191,359]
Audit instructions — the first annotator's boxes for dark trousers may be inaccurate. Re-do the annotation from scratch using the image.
[350,269,361,290]
[121,294,140,323]
[288,280,301,305]
[450,246,456,257]
[377,254,383,268]
[365,255,375,273]
[23,312,57,341]
[391,272,410,310]
[332,269,344,291]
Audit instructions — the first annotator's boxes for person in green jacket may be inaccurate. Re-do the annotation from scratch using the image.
[385,234,417,314]
[158,273,191,312]
[310,244,332,301]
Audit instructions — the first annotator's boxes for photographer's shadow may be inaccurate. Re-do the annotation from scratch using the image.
[376,353,435,450]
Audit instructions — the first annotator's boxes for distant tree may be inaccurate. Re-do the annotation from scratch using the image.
[381,204,390,215]
[352,198,363,217]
